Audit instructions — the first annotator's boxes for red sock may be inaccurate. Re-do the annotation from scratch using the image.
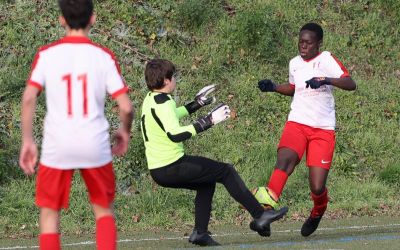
[96,216,117,250]
[267,168,288,200]
[311,188,329,218]
[39,233,60,250]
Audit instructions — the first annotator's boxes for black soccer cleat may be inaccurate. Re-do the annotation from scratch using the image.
[301,216,322,237]
[250,206,289,237]
[188,230,221,246]
[256,223,271,237]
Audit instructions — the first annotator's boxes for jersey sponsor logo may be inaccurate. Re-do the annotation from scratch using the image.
[313,61,321,69]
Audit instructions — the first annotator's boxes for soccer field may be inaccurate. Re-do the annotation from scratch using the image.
[1,216,399,249]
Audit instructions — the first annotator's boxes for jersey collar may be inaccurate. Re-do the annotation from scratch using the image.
[301,52,322,62]
[60,36,92,44]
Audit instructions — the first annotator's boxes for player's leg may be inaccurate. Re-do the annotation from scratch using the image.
[92,205,116,250]
[81,162,116,250]
[193,183,216,234]
[255,122,306,208]
[301,128,335,237]
[267,147,300,201]
[150,160,220,246]
[202,157,289,237]
[188,183,221,246]
[301,167,329,237]
[39,208,61,250]
[151,155,288,240]
[36,164,74,250]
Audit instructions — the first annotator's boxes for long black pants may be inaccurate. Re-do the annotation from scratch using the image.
[150,155,264,233]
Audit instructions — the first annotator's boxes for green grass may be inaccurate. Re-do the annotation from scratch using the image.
[1,0,399,239]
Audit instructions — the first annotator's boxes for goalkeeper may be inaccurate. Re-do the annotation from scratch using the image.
[140,59,288,246]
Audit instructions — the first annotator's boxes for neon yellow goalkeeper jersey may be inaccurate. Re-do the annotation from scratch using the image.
[140,92,197,169]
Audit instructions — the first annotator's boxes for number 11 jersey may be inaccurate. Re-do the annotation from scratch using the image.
[28,36,128,169]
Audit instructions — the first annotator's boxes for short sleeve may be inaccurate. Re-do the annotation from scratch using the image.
[27,51,45,91]
[288,60,295,87]
[325,52,350,78]
[104,52,129,99]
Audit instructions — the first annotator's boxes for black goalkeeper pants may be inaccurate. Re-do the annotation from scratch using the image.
[150,155,264,233]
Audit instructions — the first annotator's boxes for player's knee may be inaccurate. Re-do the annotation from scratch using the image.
[40,207,60,218]
[276,159,296,175]
[230,168,248,192]
[219,164,235,177]
[225,164,236,173]
[92,204,114,220]
[310,185,325,195]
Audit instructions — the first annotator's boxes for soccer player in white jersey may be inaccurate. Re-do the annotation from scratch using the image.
[255,23,356,237]
[19,1,133,249]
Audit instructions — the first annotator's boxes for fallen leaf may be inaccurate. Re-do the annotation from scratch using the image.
[149,33,156,40]
[132,215,141,222]
[194,56,202,63]
[230,109,237,119]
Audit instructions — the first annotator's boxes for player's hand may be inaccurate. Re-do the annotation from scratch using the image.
[185,84,216,113]
[195,84,216,106]
[209,104,231,125]
[112,128,130,156]
[258,79,277,92]
[305,77,331,89]
[193,104,231,133]
[19,139,38,175]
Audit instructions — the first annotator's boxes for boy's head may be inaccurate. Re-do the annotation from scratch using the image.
[58,0,94,30]
[298,22,323,60]
[145,59,177,92]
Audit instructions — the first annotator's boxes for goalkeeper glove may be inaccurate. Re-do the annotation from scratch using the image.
[185,84,216,114]
[305,77,331,89]
[258,79,277,92]
[193,104,231,133]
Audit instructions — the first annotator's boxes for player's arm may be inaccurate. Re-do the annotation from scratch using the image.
[117,93,134,133]
[305,53,357,91]
[154,102,231,142]
[305,76,356,91]
[152,101,197,142]
[19,85,40,175]
[112,93,134,156]
[258,79,295,96]
[175,84,216,119]
[327,76,356,91]
[183,84,216,115]
[176,106,190,119]
[275,83,295,96]
[326,53,356,91]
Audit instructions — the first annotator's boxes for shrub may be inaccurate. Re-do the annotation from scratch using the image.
[226,4,293,65]
[0,150,23,185]
[379,164,400,185]
[174,0,223,30]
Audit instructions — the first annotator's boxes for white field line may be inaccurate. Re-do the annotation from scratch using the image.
[1,223,400,249]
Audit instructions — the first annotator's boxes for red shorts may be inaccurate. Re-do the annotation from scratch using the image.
[35,162,115,210]
[278,121,336,169]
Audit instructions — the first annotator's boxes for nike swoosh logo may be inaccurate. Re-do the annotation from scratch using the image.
[321,160,331,164]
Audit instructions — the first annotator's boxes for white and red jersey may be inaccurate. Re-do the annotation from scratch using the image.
[28,36,128,169]
[287,51,350,130]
